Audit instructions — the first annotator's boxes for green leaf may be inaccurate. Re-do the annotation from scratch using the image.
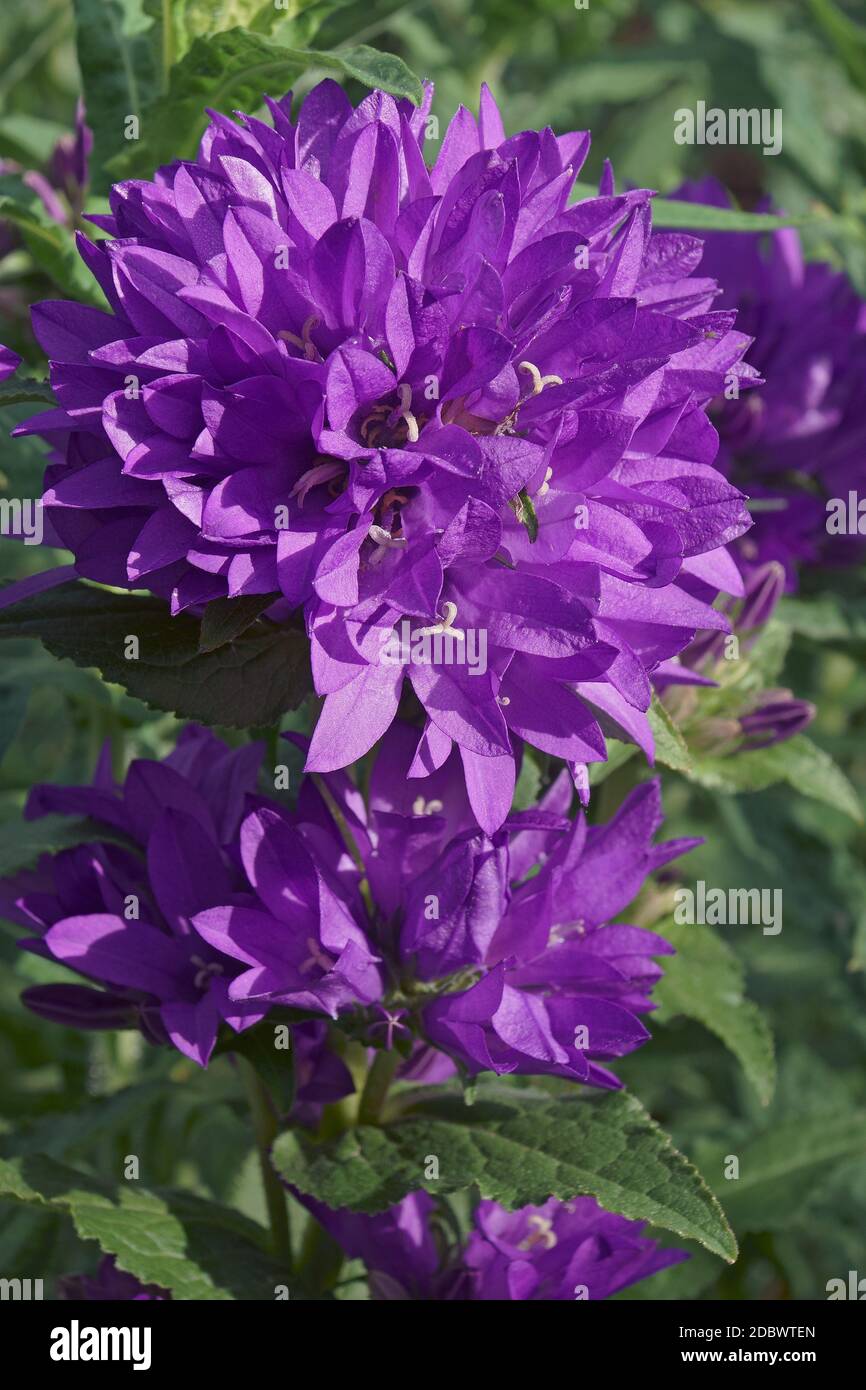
[0,1153,287,1298]
[808,0,866,88]
[0,378,55,408]
[105,28,422,180]
[273,1087,737,1260]
[647,694,692,772]
[570,182,814,231]
[0,174,98,302]
[0,814,130,877]
[215,1021,295,1116]
[143,0,288,70]
[0,581,312,729]
[72,0,160,195]
[648,199,817,232]
[0,115,68,166]
[688,735,862,822]
[778,592,866,645]
[696,1111,866,1232]
[655,921,776,1105]
[198,593,279,653]
[300,44,424,105]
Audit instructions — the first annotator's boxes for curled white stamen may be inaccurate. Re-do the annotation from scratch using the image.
[413,600,465,641]
[519,1215,558,1252]
[412,795,444,816]
[279,315,320,360]
[291,460,344,507]
[537,465,554,498]
[497,695,511,707]
[396,382,420,443]
[518,360,564,396]
[368,523,408,566]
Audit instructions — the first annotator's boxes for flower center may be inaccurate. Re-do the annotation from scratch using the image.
[300,937,337,976]
[518,1215,558,1251]
[190,955,224,991]
[411,796,444,816]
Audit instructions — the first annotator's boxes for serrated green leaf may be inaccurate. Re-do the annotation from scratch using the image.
[300,44,424,105]
[0,1153,287,1298]
[143,0,287,69]
[0,378,56,408]
[198,593,279,653]
[273,1087,737,1260]
[648,694,692,771]
[655,921,776,1105]
[105,28,422,181]
[0,581,312,730]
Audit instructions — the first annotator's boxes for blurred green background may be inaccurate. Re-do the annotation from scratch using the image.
[1,0,865,1301]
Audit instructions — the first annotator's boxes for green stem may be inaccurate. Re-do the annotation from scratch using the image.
[311,773,376,919]
[239,1058,292,1272]
[357,1049,400,1125]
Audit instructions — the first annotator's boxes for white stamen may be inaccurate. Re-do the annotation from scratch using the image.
[538,465,554,497]
[519,1215,558,1251]
[497,695,511,706]
[518,360,564,396]
[396,382,420,443]
[412,795,444,816]
[279,315,320,360]
[413,600,465,640]
[368,523,408,567]
[291,460,344,507]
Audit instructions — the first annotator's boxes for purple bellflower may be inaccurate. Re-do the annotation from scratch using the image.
[11,84,756,830]
[194,722,698,1087]
[58,1255,169,1301]
[0,725,270,1065]
[298,1190,686,1300]
[676,177,866,587]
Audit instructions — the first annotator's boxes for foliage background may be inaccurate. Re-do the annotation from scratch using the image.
[1,0,865,1300]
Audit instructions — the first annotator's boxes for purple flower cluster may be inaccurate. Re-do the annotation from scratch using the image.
[676,177,866,588]
[15,82,756,829]
[300,1191,685,1300]
[1,722,694,1090]
[0,726,267,1065]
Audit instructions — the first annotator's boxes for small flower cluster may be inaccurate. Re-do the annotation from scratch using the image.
[2,723,695,1087]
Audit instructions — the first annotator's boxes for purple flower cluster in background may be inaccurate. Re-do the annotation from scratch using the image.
[299,1190,686,1300]
[677,177,866,588]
